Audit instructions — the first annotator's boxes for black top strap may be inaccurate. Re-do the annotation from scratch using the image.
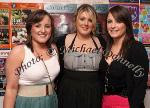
[91,36,99,50]
[68,34,77,49]
[97,36,106,51]
[69,34,100,50]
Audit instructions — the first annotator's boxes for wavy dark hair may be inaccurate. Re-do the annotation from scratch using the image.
[105,5,135,57]
[26,9,54,52]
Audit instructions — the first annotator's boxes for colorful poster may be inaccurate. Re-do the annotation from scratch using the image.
[0,29,9,47]
[12,27,27,45]
[109,0,138,2]
[141,0,150,3]
[139,34,150,44]
[139,4,150,44]
[44,4,77,37]
[0,50,10,58]
[11,3,42,46]
[0,0,9,2]
[43,0,109,4]
[0,58,6,76]
[0,2,10,49]
[11,0,43,3]
[140,4,150,33]
[0,58,6,96]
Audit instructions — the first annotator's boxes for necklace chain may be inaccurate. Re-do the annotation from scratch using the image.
[105,66,110,92]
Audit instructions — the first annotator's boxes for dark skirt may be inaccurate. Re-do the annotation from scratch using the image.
[57,69,103,108]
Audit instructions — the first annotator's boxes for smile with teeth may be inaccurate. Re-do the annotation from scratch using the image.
[39,34,47,37]
[110,30,119,33]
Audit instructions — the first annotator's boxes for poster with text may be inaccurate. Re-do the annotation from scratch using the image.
[0,2,10,49]
[0,50,10,58]
[44,3,77,38]
[11,3,42,47]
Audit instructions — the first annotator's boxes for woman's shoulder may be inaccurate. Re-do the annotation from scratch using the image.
[65,33,76,47]
[130,40,145,51]
[7,45,25,62]
[92,36,99,41]
[65,33,76,41]
[11,45,25,54]
[128,40,148,58]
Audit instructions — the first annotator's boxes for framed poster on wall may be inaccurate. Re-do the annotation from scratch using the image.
[11,3,42,47]
[139,4,150,44]
[0,2,10,49]
[141,0,150,3]
[109,0,138,2]
[44,3,77,38]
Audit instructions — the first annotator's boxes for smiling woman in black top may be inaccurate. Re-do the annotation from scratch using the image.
[56,4,106,108]
[100,5,149,108]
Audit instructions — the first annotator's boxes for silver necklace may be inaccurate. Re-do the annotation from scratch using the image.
[105,66,110,92]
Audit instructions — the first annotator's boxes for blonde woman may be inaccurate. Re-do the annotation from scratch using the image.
[56,4,106,108]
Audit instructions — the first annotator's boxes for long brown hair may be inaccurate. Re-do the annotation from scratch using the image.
[105,5,135,58]
[26,9,54,52]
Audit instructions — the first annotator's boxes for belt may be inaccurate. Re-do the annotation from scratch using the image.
[18,83,54,97]
[63,69,100,82]
[104,91,128,98]
[104,86,128,98]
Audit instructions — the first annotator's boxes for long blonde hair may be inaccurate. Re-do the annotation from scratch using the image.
[74,4,97,36]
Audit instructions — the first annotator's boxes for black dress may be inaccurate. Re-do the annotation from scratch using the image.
[56,34,106,108]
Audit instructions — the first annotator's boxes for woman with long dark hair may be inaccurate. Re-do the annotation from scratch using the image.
[100,5,149,108]
[4,9,60,108]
